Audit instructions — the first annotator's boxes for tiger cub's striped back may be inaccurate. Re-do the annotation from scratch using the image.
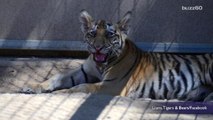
[122,43,213,100]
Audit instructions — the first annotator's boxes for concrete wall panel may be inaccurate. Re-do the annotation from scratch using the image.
[0,0,212,44]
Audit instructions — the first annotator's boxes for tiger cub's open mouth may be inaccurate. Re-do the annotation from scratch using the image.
[93,52,108,63]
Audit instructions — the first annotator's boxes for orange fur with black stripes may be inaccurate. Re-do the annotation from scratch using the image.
[21,10,213,101]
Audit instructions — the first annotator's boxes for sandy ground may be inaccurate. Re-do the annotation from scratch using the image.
[0,57,84,93]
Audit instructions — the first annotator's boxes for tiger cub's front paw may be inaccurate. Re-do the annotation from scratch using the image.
[53,84,97,94]
[19,82,51,94]
[19,84,42,94]
[19,87,37,94]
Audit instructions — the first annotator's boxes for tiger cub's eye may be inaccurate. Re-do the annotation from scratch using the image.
[106,31,116,38]
[87,30,96,38]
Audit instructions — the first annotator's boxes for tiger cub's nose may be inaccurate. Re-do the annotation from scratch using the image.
[95,46,103,51]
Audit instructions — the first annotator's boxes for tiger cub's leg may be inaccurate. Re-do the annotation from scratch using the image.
[52,83,102,94]
[20,64,100,94]
[184,86,213,101]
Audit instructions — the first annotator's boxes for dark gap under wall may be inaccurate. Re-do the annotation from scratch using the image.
[0,49,89,58]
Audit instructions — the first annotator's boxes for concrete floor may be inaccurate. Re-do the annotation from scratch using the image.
[0,57,212,120]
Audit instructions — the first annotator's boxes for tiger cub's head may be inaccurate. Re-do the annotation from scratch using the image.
[79,10,131,63]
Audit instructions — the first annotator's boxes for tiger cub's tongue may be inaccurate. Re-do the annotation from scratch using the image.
[94,53,107,62]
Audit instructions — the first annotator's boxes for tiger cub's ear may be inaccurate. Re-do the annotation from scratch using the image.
[79,10,93,33]
[117,11,132,34]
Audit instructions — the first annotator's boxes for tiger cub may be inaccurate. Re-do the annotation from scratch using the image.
[22,10,213,101]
